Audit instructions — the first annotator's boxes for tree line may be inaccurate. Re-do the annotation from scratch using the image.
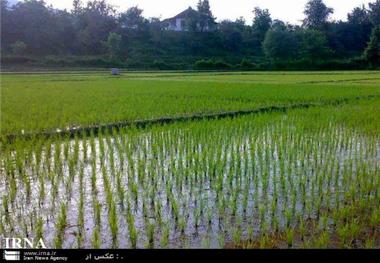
[1,0,379,70]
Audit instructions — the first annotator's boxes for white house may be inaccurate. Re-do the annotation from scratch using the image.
[162,7,198,32]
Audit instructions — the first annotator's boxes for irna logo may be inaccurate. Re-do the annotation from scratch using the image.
[2,238,47,249]
[3,250,20,261]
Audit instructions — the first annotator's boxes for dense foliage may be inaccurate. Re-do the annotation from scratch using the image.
[1,0,380,69]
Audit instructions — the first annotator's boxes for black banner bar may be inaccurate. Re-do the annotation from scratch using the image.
[1,249,379,262]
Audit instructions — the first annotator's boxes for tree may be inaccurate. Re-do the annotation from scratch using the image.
[271,20,287,31]
[219,20,243,51]
[197,0,216,32]
[6,0,64,54]
[72,0,83,15]
[119,6,146,30]
[10,41,27,55]
[0,0,378,69]
[148,17,164,44]
[298,29,332,61]
[85,0,115,16]
[263,28,298,61]
[364,26,380,66]
[74,0,117,54]
[368,0,380,26]
[1,0,8,12]
[252,7,272,42]
[106,32,122,61]
[348,5,370,25]
[1,0,10,51]
[326,21,369,57]
[340,6,372,54]
[303,0,333,30]
[235,17,246,31]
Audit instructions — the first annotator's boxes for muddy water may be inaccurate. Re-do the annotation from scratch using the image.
[0,125,379,249]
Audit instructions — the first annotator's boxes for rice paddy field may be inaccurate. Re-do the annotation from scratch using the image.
[0,71,380,248]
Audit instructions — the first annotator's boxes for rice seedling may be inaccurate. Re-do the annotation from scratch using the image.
[54,203,67,249]
[161,224,170,248]
[146,222,155,249]
[259,234,270,249]
[178,217,186,235]
[201,235,211,248]
[125,197,138,248]
[286,228,294,248]
[217,232,225,248]
[108,201,119,248]
[94,200,102,228]
[35,217,44,242]
[369,208,380,232]
[313,231,330,248]
[92,226,101,249]
[2,196,9,222]
[364,236,376,248]
[1,77,379,248]
[233,227,242,245]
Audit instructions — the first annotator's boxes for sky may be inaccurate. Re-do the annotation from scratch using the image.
[8,0,374,24]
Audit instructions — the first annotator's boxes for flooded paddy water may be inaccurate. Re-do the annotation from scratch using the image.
[1,110,379,248]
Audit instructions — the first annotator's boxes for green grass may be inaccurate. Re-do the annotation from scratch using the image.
[1,71,380,135]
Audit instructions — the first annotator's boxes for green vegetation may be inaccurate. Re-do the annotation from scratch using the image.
[0,70,379,248]
[2,71,380,136]
[1,0,380,69]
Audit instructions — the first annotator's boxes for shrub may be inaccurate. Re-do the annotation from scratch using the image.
[194,59,231,70]
[239,59,255,70]
[10,41,27,55]
[1,56,33,65]
[152,60,172,70]
[194,59,215,69]
[214,60,232,69]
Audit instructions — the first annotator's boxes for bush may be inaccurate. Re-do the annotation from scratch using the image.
[106,32,122,62]
[264,58,370,71]
[363,26,380,67]
[0,56,34,65]
[10,41,27,55]
[194,59,215,69]
[152,60,172,70]
[214,60,232,69]
[239,59,255,70]
[263,29,298,61]
[38,56,127,68]
[194,59,231,70]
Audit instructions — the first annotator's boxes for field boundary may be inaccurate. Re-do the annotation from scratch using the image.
[3,94,379,143]
[300,77,380,84]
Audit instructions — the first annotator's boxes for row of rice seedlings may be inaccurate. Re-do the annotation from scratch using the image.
[101,164,119,248]
[66,124,378,248]
[54,203,67,248]
[125,197,138,248]
[1,104,379,248]
[89,132,102,249]
[77,164,85,248]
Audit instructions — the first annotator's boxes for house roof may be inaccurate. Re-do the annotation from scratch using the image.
[163,7,198,23]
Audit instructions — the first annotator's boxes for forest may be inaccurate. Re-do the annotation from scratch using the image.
[1,0,380,70]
